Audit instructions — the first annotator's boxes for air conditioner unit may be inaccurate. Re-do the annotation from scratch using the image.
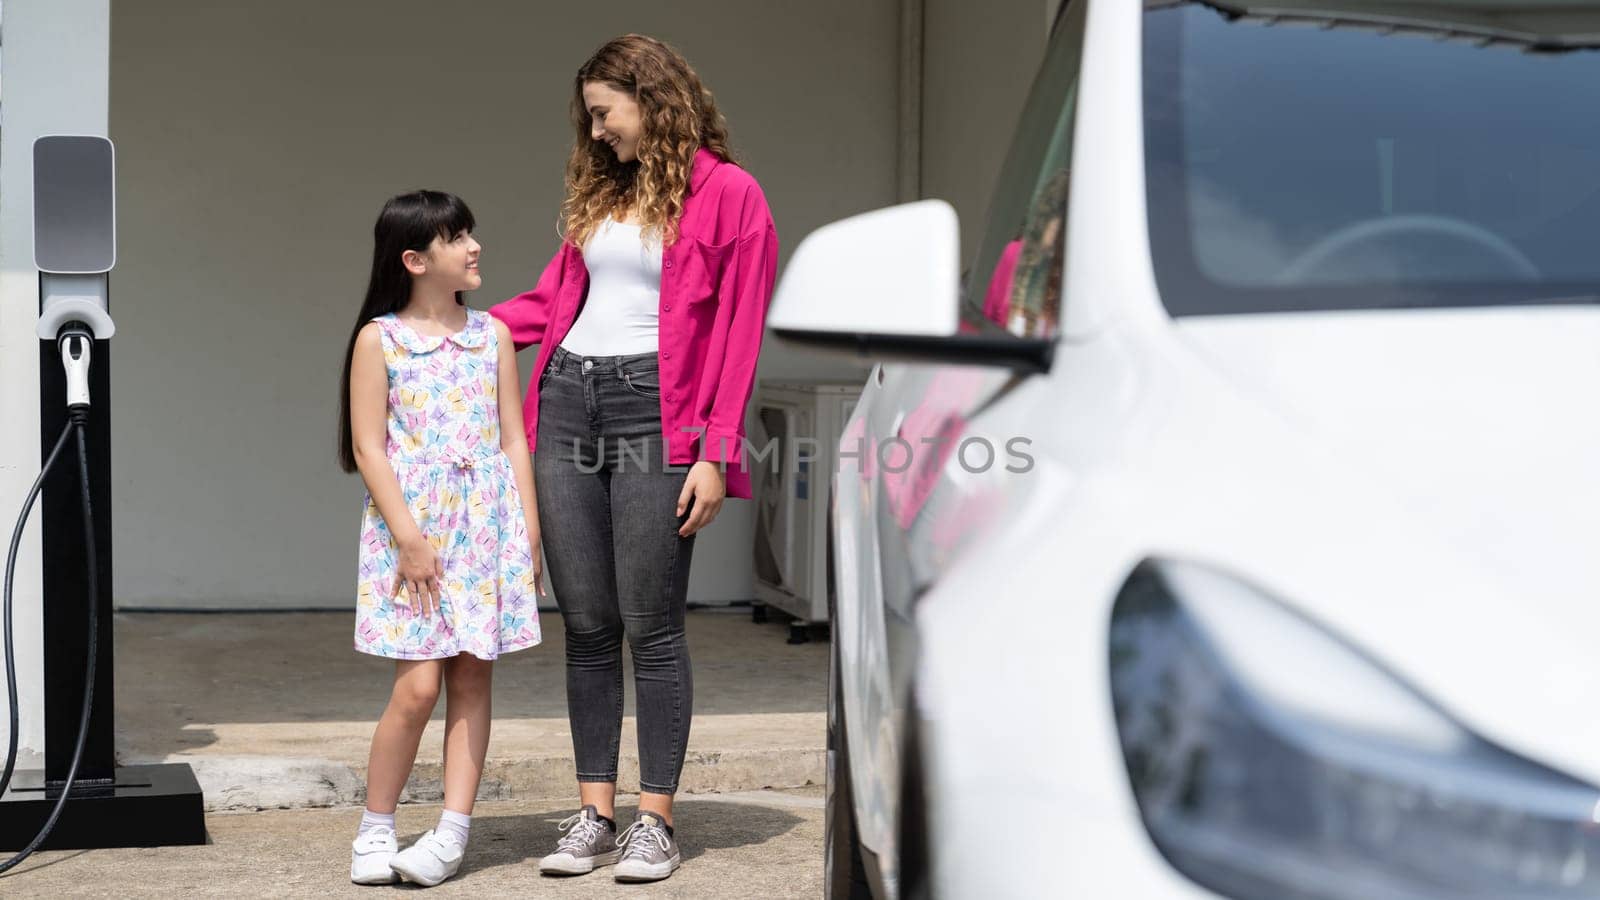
[751,380,863,640]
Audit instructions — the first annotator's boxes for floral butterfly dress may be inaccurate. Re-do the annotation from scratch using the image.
[354,310,542,660]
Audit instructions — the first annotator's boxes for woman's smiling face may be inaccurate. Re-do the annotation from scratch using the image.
[583,81,644,164]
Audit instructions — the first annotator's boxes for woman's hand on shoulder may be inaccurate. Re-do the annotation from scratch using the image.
[676,461,727,537]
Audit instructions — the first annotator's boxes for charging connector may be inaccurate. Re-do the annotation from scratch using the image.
[58,326,92,410]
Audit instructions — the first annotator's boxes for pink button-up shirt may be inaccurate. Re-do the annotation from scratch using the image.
[489,148,779,500]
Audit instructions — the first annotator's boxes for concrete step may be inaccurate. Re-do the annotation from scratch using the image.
[114,610,827,812]
[129,712,825,811]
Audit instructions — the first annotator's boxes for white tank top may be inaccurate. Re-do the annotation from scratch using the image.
[559,217,663,356]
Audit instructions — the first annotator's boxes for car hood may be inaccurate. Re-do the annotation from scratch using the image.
[1172,305,1600,780]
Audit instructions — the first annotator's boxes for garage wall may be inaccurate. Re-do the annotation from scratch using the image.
[108,0,899,608]
[922,0,1051,261]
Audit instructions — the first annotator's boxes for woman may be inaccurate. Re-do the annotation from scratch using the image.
[489,34,778,883]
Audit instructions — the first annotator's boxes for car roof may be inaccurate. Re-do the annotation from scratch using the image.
[1148,0,1600,48]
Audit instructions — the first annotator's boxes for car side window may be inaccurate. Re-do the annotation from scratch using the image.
[960,0,1087,340]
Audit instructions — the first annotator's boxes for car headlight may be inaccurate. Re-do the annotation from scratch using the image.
[1109,558,1600,899]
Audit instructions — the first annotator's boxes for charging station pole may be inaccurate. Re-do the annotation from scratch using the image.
[0,136,206,850]
[38,279,116,788]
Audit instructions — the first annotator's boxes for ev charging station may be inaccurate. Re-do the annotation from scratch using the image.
[0,136,206,859]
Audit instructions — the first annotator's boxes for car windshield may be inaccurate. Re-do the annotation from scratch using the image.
[1143,1,1600,315]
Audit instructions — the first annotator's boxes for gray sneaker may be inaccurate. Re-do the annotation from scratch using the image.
[538,806,620,875]
[613,811,681,883]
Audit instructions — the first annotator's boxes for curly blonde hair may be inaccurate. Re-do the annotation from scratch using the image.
[562,35,736,248]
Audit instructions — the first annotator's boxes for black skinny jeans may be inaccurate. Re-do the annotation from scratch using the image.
[534,346,695,794]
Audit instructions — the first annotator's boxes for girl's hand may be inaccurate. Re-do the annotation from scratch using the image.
[526,518,548,598]
[676,461,726,537]
[397,534,444,616]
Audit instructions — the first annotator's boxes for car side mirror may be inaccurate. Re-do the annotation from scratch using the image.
[770,199,961,337]
[769,201,1053,373]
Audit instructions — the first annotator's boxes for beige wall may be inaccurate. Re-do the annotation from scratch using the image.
[105,0,1047,610]
[108,0,898,608]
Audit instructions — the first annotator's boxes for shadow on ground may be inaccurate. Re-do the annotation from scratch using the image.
[440,796,806,880]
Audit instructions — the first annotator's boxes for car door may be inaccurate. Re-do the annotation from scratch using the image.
[839,0,1090,884]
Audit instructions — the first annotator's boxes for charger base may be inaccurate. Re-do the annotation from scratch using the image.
[0,763,207,849]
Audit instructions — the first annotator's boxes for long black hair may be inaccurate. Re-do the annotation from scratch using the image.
[337,190,476,473]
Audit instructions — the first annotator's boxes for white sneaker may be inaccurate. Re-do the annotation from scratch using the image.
[388,829,465,887]
[350,826,400,885]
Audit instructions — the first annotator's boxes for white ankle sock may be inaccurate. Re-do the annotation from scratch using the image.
[437,809,471,846]
[359,809,396,836]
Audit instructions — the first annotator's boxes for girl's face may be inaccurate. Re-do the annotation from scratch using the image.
[583,81,644,164]
[408,229,481,292]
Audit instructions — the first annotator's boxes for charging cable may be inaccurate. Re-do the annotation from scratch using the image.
[0,323,102,874]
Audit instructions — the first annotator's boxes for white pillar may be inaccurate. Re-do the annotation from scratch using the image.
[0,0,111,764]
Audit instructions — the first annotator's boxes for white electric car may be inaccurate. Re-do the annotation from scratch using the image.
[769,1,1600,897]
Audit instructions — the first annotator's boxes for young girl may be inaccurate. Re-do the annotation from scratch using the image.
[337,190,544,887]
[491,35,778,883]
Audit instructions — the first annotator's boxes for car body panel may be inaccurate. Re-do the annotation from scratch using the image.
[825,0,1600,896]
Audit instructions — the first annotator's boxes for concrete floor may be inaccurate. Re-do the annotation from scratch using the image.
[111,608,827,809]
[4,788,825,898]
